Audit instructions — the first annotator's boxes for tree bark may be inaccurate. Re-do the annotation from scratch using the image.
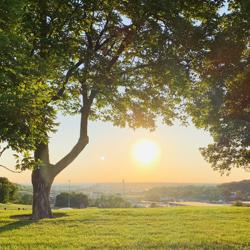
[31,143,54,220]
[31,168,53,219]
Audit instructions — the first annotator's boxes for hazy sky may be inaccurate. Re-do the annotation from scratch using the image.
[1,114,250,185]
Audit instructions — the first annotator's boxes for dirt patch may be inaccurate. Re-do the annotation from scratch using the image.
[10,212,68,220]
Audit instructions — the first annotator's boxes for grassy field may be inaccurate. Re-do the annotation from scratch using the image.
[0,203,31,210]
[0,207,250,249]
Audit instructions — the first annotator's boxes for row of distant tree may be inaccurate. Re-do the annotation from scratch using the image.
[54,193,131,208]
[2,177,250,206]
[144,180,250,202]
[0,177,131,208]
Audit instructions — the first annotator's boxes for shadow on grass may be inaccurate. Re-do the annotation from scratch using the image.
[10,212,67,220]
[0,219,34,234]
[0,212,67,234]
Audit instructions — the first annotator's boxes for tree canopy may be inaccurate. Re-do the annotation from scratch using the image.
[0,0,222,170]
[186,0,250,173]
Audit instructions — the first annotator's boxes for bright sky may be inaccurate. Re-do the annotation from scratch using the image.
[1,114,250,184]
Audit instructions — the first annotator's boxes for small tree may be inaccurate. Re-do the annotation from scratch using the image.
[55,192,88,208]
[0,177,18,203]
[94,195,131,208]
[71,193,89,208]
[54,193,69,208]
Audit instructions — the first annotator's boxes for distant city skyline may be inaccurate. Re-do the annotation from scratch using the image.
[1,114,250,184]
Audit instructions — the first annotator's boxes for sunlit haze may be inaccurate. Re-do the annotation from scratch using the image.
[1,114,250,184]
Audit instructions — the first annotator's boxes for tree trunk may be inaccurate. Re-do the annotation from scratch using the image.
[31,143,54,220]
[31,168,53,219]
[30,91,94,219]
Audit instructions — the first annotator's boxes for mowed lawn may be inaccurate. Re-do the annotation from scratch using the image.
[0,203,31,210]
[0,207,250,249]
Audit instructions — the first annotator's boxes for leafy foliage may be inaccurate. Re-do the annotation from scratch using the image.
[0,0,57,165]
[186,0,250,172]
[15,193,33,205]
[3,0,247,176]
[0,177,18,203]
[0,1,223,172]
[93,195,131,208]
[55,192,88,208]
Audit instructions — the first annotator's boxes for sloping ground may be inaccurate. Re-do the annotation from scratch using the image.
[0,207,250,249]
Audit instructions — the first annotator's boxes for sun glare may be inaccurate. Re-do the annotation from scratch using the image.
[132,139,160,165]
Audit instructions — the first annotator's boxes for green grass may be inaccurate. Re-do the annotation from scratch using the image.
[0,207,250,249]
[0,203,31,210]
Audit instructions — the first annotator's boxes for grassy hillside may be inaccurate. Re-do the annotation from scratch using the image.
[0,207,250,249]
[0,203,31,210]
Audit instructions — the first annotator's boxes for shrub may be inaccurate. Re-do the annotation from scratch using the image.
[0,177,18,203]
[55,192,88,208]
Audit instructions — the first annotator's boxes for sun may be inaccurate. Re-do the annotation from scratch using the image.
[132,139,160,165]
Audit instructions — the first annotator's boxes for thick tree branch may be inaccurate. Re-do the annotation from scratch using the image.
[106,24,139,71]
[52,60,83,101]
[86,31,93,50]
[52,89,97,176]
[34,143,50,165]
[106,34,132,71]
[95,17,110,51]
[49,21,138,177]
[95,37,111,52]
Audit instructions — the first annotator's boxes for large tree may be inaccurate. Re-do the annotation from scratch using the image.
[186,0,250,173]
[0,0,222,219]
